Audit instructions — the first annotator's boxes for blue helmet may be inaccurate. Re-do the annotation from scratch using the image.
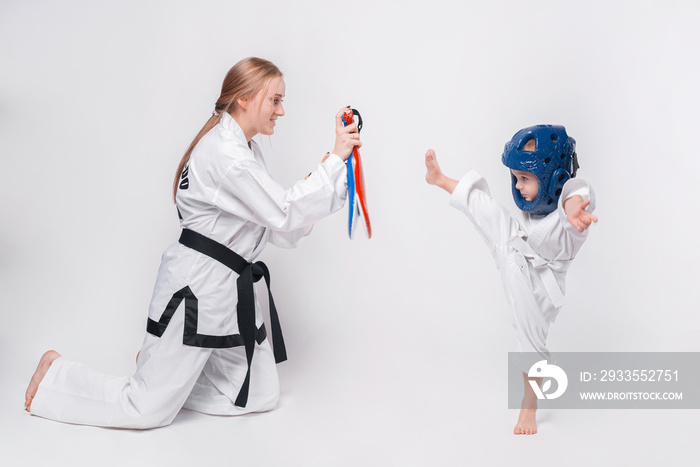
[501,124,578,215]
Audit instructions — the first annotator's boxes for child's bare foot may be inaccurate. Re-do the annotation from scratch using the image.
[424,149,443,185]
[425,149,458,194]
[25,350,61,412]
[514,408,538,435]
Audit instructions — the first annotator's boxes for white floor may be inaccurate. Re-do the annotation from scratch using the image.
[2,348,697,467]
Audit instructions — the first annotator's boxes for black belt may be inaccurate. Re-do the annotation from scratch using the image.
[179,228,287,407]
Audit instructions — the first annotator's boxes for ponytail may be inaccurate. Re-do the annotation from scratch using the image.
[172,115,220,201]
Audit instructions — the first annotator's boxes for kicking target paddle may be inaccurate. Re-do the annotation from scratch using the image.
[341,108,372,239]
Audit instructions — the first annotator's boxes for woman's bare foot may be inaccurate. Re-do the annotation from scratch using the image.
[514,408,538,434]
[25,350,61,412]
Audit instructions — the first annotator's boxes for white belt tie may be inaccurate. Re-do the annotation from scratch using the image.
[509,236,571,308]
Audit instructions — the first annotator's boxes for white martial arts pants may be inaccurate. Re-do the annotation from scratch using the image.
[30,304,280,429]
[451,175,561,369]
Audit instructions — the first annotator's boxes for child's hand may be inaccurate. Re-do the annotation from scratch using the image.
[566,199,598,232]
[333,107,362,161]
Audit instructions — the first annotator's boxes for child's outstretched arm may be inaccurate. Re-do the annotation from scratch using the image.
[564,196,598,232]
[425,149,458,194]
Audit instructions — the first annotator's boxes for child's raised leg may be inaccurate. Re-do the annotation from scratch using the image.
[425,149,458,194]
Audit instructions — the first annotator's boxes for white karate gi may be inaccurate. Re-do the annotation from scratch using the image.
[30,113,347,428]
[449,170,595,368]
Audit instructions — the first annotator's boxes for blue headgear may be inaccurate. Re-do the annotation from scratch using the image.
[501,125,578,215]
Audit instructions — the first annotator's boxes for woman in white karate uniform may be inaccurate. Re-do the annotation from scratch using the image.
[24,57,361,429]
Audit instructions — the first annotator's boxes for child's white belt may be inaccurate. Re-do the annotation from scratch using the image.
[509,236,571,308]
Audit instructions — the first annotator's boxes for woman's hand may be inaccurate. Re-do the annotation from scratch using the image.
[332,107,362,161]
[305,153,331,179]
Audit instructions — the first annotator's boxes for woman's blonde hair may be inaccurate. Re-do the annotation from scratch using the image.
[173,57,283,201]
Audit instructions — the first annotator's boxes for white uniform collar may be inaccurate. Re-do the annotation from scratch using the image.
[220,112,246,140]
[219,111,264,164]
[220,112,261,153]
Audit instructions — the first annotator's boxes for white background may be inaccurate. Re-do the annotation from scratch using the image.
[1,0,699,465]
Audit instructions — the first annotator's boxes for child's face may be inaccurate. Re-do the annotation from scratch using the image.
[511,169,539,202]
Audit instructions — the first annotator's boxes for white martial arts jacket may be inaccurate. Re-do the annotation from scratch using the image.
[149,112,348,343]
[450,170,595,357]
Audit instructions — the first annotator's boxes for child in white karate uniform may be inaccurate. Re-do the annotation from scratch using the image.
[424,125,597,435]
[24,57,362,429]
